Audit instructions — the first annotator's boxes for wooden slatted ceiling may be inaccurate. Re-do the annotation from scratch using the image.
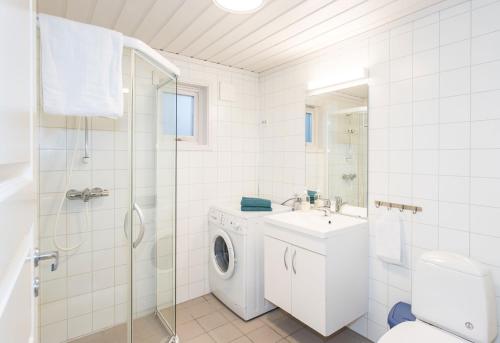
[37,0,444,73]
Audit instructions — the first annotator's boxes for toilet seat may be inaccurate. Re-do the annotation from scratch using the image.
[378,321,469,343]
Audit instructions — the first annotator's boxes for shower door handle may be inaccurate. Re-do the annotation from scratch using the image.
[123,202,146,248]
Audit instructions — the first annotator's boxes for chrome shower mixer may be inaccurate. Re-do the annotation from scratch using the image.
[66,187,109,202]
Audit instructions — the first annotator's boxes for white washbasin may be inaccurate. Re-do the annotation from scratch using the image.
[264,210,367,238]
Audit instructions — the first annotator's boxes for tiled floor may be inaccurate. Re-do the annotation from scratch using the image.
[70,294,372,343]
[70,314,171,343]
[177,294,373,343]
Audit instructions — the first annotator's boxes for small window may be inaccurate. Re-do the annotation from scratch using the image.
[162,82,208,148]
[305,112,313,143]
[177,94,195,136]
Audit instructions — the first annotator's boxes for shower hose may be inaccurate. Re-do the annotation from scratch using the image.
[52,116,89,252]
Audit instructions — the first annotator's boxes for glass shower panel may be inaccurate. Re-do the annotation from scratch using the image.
[129,50,177,343]
[155,80,177,334]
[37,46,176,343]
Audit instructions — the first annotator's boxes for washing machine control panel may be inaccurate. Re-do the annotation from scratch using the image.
[208,208,246,233]
[208,209,221,224]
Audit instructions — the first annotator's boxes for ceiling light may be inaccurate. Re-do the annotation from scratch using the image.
[213,0,265,14]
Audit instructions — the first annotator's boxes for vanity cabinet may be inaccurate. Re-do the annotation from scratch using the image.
[264,237,326,332]
[263,213,368,336]
[263,237,292,312]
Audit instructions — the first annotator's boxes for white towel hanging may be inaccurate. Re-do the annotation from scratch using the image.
[38,14,123,118]
[374,210,403,265]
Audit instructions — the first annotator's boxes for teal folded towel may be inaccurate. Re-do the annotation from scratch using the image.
[241,206,272,212]
[240,197,271,208]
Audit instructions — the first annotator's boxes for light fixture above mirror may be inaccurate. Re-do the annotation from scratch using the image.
[213,0,265,14]
[307,68,369,96]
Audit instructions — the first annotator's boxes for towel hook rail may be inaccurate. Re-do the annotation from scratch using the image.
[374,200,422,214]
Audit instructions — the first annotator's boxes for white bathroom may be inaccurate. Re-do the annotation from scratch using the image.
[1,0,500,343]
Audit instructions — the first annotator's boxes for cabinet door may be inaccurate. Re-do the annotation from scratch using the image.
[264,236,291,312]
[291,246,326,333]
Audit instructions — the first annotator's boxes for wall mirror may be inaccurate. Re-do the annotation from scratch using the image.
[305,83,368,217]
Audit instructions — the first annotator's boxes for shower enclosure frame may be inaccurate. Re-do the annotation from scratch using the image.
[35,21,180,341]
[127,48,179,343]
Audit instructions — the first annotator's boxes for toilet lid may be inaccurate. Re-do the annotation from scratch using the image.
[378,321,469,343]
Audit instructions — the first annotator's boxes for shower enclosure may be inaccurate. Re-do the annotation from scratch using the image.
[37,47,178,343]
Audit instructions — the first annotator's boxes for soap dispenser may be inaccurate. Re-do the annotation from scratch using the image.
[299,191,311,211]
[315,191,325,208]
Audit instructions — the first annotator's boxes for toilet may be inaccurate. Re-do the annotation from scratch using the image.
[379,251,498,343]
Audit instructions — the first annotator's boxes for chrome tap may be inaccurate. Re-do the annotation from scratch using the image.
[319,207,332,217]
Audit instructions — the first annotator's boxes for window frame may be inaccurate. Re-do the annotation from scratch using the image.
[160,79,211,151]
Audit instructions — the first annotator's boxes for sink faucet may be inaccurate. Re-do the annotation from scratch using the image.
[334,196,347,213]
[319,207,332,217]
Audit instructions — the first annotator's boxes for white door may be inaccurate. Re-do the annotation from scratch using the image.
[0,0,37,342]
[291,246,326,334]
[263,236,291,312]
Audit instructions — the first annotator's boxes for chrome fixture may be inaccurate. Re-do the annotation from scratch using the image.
[66,187,109,202]
[318,207,332,217]
[334,196,347,213]
[34,248,59,272]
[375,200,422,214]
[342,173,356,181]
[33,277,40,297]
[280,193,302,211]
[123,202,146,248]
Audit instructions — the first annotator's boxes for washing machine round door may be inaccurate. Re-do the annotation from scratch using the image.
[211,229,235,279]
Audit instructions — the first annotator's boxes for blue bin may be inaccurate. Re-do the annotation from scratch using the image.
[387,302,416,328]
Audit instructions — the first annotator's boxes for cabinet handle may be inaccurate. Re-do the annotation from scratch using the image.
[292,250,297,274]
[284,247,289,270]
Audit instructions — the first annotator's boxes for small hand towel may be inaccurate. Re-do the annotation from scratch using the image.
[240,197,271,208]
[241,206,272,212]
[38,14,123,117]
[375,211,403,265]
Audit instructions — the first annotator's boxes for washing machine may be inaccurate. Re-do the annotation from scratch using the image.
[208,203,290,320]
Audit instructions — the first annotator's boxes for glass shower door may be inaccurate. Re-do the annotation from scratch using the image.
[128,50,177,343]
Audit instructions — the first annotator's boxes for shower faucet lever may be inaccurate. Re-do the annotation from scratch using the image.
[66,187,109,202]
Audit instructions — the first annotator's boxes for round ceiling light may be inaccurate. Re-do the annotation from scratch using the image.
[213,0,265,14]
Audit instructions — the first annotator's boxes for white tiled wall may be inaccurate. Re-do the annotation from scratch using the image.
[38,113,133,342]
[159,53,261,303]
[259,0,500,341]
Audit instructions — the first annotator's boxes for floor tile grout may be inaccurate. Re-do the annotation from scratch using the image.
[70,294,372,343]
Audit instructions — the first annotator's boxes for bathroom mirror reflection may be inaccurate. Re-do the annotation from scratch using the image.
[305,84,368,216]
